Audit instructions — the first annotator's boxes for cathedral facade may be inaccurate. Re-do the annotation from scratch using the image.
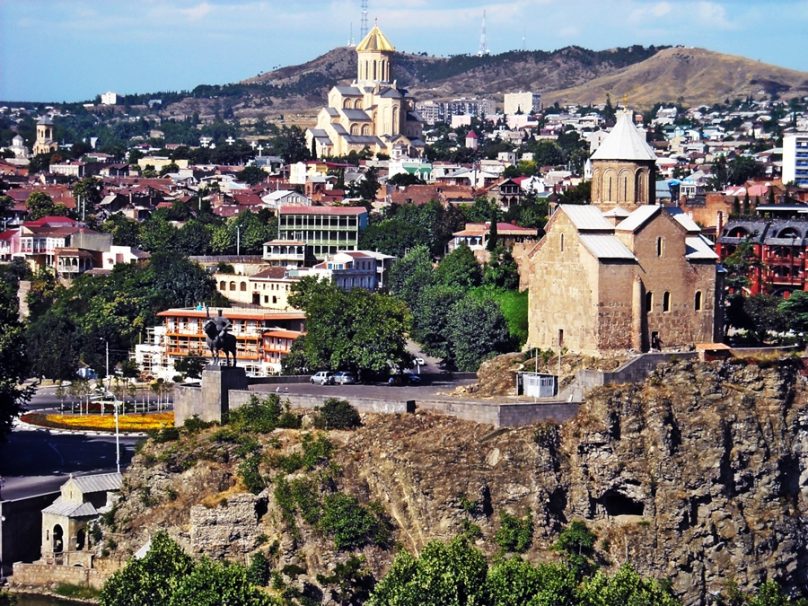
[306,26,424,159]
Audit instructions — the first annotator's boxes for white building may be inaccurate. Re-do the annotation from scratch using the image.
[782,132,808,187]
[100,91,119,106]
[293,250,395,291]
[503,91,541,116]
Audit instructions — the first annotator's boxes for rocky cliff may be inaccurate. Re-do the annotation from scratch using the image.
[99,358,808,605]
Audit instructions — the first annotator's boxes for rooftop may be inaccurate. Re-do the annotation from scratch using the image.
[591,110,657,162]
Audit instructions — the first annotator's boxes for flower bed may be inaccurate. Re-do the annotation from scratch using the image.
[21,411,174,432]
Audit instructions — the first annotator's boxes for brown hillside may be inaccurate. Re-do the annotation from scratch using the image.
[544,46,808,108]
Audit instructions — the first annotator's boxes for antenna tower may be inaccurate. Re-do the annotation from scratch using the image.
[360,0,369,39]
[477,10,489,56]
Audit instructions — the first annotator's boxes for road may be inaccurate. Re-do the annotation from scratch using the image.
[252,376,474,400]
[0,428,142,501]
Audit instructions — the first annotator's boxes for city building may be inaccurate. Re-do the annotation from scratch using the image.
[293,250,395,290]
[782,133,808,187]
[503,91,541,116]
[306,25,424,158]
[135,307,306,378]
[716,211,808,297]
[32,117,58,156]
[262,239,311,268]
[277,205,368,260]
[448,222,537,261]
[100,91,119,105]
[216,266,299,310]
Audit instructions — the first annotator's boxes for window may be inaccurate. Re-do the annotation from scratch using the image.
[240,282,247,292]
[229,281,236,290]
[558,329,564,347]
[645,291,653,313]
[663,291,671,312]
[560,233,564,252]
[694,291,702,311]
[656,237,664,257]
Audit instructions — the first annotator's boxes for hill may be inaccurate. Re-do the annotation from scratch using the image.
[85,358,808,605]
[161,45,664,121]
[544,46,808,108]
[157,44,808,123]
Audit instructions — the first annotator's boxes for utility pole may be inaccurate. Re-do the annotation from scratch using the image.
[236,225,241,256]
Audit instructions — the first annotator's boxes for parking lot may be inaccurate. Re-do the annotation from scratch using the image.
[251,375,473,401]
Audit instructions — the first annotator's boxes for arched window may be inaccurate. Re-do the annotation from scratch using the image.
[656,237,664,257]
[663,291,671,312]
[645,291,653,313]
[229,281,236,290]
[240,282,247,292]
[350,123,359,135]
[694,291,703,311]
[219,281,226,290]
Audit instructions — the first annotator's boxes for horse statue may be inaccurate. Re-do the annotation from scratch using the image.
[203,309,238,367]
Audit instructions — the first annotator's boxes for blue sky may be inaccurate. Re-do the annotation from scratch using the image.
[1,0,807,102]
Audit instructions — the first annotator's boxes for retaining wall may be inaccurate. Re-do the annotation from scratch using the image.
[10,561,109,590]
[0,492,59,577]
[229,390,414,415]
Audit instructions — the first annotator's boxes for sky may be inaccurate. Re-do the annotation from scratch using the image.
[1,0,808,102]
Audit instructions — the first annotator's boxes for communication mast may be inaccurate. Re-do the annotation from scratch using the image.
[360,0,369,39]
[477,10,490,57]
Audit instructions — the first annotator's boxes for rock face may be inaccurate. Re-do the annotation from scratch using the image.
[102,359,807,605]
[558,359,808,603]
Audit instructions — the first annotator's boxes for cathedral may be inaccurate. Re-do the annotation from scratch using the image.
[306,26,424,159]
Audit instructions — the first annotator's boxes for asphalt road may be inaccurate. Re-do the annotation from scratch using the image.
[252,377,474,400]
[0,428,142,501]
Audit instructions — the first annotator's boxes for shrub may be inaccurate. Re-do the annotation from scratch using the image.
[183,415,213,433]
[151,426,180,443]
[495,512,533,553]
[247,551,270,587]
[319,493,392,550]
[230,394,283,433]
[239,454,265,494]
[314,399,361,430]
[273,433,333,473]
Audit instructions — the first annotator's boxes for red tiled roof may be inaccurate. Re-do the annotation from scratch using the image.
[252,267,290,280]
[279,205,366,216]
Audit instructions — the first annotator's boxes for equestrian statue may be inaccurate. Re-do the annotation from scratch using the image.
[203,308,238,367]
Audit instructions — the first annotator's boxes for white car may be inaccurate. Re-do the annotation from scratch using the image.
[310,371,334,385]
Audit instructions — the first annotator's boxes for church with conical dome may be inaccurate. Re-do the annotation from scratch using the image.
[306,25,424,158]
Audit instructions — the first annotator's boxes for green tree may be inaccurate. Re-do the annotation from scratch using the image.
[237,165,268,185]
[487,557,576,606]
[173,354,206,380]
[388,245,435,310]
[100,531,194,606]
[744,294,785,343]
[368,537,489,606]
[446,296,512,371]
[483,246,520,290]
[0,265,32,441]
[577,564,680,606]
[778,291,808,335]
[72,176,103,216]
[486,213,499,251]
[316,554,376,606]
[351,167,381,202]
[287,279,412,376]
[435,244,482,289]
[319,493,391,550]
[169,558,276,606]
[26,191,58,220]
[495,511,533,553]
[25,313,80,380]
[554,520,597,579]
[101,214,141,247]
[411,285,464,362]
[176,219,212,256]
[139,216,179,252]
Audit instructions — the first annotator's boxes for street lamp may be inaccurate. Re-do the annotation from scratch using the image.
[100,337,120,474]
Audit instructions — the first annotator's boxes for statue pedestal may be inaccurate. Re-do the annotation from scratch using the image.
[174,366,248,427]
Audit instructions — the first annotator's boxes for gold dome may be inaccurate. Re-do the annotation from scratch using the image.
[356,25,395,52]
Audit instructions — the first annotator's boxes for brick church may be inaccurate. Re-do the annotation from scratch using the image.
[526,110,723,355]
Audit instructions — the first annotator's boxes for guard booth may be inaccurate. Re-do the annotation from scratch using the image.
[516,372,557,398]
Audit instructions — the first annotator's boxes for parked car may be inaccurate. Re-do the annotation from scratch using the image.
[387,372,422,386]
[333,371,357,385]
[310,371,334,385]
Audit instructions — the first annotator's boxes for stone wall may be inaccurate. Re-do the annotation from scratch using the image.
[10,561,109,590]
[190,493,267,560]
[174,366,248,426]
[229,390,413,415]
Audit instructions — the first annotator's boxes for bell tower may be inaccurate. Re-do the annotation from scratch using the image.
[355,24,394,86]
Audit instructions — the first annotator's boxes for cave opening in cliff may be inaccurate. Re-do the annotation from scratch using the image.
[598,490,645,516]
